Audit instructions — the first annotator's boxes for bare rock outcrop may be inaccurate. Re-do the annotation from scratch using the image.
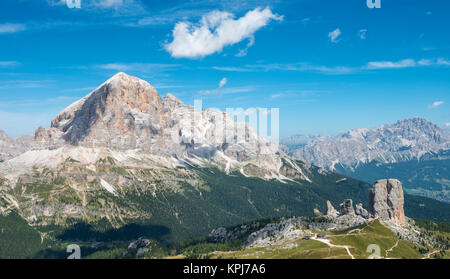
[355,203,369,219]
[339,199,355,216]
[326,200,339,218]
[369,179,406,226]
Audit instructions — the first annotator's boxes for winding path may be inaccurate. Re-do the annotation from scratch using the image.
[385,240,399,258]
[312,237,355,259]
[422,250,440,259]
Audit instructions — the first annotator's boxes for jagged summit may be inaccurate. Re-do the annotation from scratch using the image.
[1,73,280,175]
[50,72,164,148]
[291,117,450,171]
[0,130,11,143]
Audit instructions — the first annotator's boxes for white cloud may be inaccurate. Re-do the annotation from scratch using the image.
[271,93,283,99]
[366,59,416,69]
[212,63,356,75]
[47,0,144,15]
[436,58,450,66]
[235,36,255,57]
[47,0,124,8]
[96,63,179,73]
[212,66,253,72]
[328,28,341,43]
[198,86,253,96]
[359,29,367,40]
[0,23,26,34]
[164,7,283,58]
[45,0,67,7]
[0,80,54,89]
[0,61,20,67]
[218,77,227,88]
[93,0,124,8]
[366,58,450,69]
[445,122,450,127]
[211,57,450,75]
[428,101,444,109]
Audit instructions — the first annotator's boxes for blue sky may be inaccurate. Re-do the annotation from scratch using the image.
[0,0,449,138]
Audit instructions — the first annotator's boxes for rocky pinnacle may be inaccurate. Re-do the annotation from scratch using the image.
[369,179,406,226]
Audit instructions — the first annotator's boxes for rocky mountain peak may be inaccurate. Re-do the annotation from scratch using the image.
[14,73,280,173]
[163,93,185,110]
[0,130,12,144]
[50,72,164,148]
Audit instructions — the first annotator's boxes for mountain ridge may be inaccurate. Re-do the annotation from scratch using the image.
[289,117,449,171]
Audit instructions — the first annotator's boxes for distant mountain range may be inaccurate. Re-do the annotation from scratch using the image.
[283,118,450,203]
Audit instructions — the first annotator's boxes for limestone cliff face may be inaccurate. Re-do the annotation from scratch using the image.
[369,179,406,225]
[39,72,279,170]
[51,72,164,151]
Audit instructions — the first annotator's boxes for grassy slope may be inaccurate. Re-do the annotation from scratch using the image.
[185,220,422,259]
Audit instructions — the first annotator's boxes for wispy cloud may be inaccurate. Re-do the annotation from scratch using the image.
[0,23,26,34]
[211,63,356,75]
[0,79,54,89]
[428,101,444,109]
[198,86,254,96]
[366,58,450,69]
[165,7,283,58]
[328,28,341,43]
[211,57,450,75]
[359,29,367,40]
[211,66,254,72]
[61,87,96,93]
[218,77,228,88]
[96,63,180,73]
[0,96,78,109]
[365,59,416,69]
[270,93,283,99]
[270,89,330,100]
[0,61,20,68]
[47,0,146,16]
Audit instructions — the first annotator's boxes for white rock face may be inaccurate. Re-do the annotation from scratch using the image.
[326,200,339,218]
[291,118,450,171]
[0,73,293,180]
[47,73,279,165]
[369,179,406,226]
[246,218,306,248]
